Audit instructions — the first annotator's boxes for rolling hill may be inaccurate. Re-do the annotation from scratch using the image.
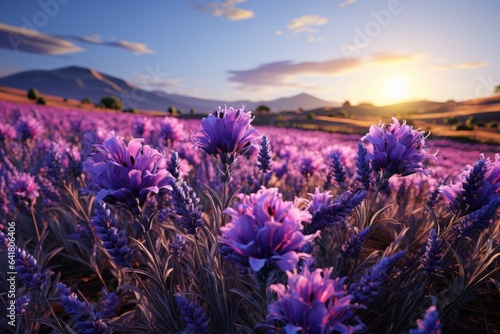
[0,66,340,112]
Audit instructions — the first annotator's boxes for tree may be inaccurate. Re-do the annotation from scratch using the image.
[36,96,46,105]
[168,105,178,116]
[27,88,40,100]
[190,107,196,115]
[342,100,351,107]
[81,97,93,104]
[495,85,500,95]
[100,96,123,110]
[255,105,271,114]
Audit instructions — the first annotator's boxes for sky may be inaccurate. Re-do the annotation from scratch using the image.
[0,0,499,106]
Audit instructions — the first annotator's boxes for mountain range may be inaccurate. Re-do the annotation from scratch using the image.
[0,66,340,112]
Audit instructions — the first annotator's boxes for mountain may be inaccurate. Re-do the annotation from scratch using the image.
[0,66,339,112]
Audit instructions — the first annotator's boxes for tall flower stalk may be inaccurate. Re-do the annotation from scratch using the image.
[192,106,261,221]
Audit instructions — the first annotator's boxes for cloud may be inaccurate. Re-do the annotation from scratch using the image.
[432,61,491,71]
[339,0,357,7]
[228,52,421,87]
[105,40,154,54]
[191,0,254,21]
[288,15,328,34]
[73,35,154,54]
[0,23,83,55]
[135,75,183,90]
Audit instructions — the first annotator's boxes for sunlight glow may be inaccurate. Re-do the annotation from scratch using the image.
[383,77,408,104]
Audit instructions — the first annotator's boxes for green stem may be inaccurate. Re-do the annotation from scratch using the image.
[30,206,42,257]
[42,293,65,333]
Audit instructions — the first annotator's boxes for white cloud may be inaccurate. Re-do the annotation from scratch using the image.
[288,15,329,34]
[73,35,154,55]
[191,0,254,21]
[339,0,357,8]
[0,23,83,55]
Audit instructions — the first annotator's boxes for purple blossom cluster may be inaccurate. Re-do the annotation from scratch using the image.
[0,100,498,333]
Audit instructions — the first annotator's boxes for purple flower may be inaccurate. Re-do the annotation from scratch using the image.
[83,132,174,215]
[159,116,184,146]
[420,229,444,277]
[349,251,405,306]
[257,135,273,174]
[342,227,370,259]
[220,187,316,273]
[8,172,40,210]
[15,248,51,290]
[440,154,500,214]
[266,266,363,334]
[169,234,186,257]
[15,116,44,141]
[176,295,209,334]
[167,151,182,182]
[192,106,261,165]
[133,117,154,138]
[409,305,442,334]
[43,142,65,184]
[98,289,118,318]
[307,189,366,234]
[453,194,500,237]
[16,295,30,317]
[299,151,324,177]
[355,141,372,190]
[58,283,109,334]
[325,151,346,188]
[169,180,203,235]
[361,118,436,180]
[0,123,16,142]
[91,201,130,267]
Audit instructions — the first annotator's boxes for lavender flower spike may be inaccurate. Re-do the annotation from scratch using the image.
[257,135,272,174]
[8,172,40,211]
[361,117,436,180]
[349,251,406,306]
[220,187,316,273]
[169,179,203,235]
[58,283,109,334]
[440,154,500,214]
[355,141,372,190]
[83,132,174,215]
[15,248,51,290]
[266,266,364,334]
[409,305,443,334]
[192,105,261,165]
[91,201,131,267]
[176,295,209,334]
[420,229,444,277]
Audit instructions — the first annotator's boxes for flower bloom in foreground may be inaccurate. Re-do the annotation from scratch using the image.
[0,123,16,141]
[220,187,316,272]
[409,305,442,334]
[191,106,261,165]
[440,154,500,215]
[266,266,363,334]
[83,132,173,215]
[8,172,40,210]
[361,117,436,180]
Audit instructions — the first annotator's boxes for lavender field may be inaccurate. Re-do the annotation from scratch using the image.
[0,100,499,334]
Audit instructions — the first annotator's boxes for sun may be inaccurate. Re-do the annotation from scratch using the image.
[383,77,408,104]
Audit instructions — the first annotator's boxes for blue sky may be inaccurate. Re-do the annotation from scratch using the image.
[0,0,499,105]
